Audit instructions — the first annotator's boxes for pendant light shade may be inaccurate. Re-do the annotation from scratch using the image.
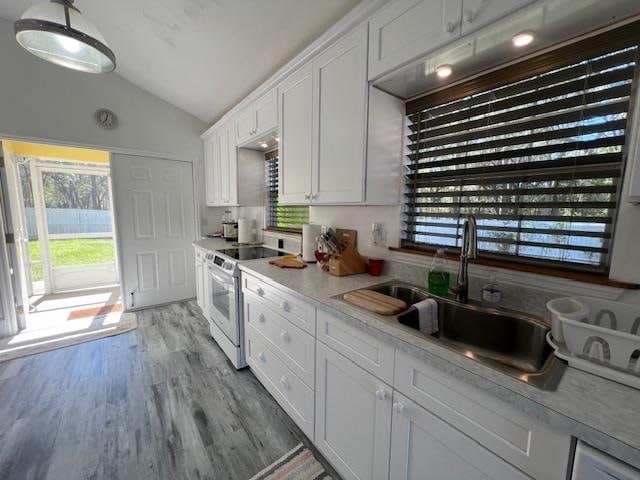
[14,0,115,74]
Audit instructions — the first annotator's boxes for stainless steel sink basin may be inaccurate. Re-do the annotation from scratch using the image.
[343,282,565,390]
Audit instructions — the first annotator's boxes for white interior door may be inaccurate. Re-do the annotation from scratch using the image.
[111,155,196,310]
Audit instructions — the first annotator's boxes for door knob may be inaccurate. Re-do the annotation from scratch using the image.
[393,402,405,413]
[258,313,266,323]
[257,288,265,297]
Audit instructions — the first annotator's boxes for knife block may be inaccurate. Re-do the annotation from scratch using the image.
[328,244,367,276]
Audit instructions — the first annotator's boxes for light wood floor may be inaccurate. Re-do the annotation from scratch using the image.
[0,301,333,480]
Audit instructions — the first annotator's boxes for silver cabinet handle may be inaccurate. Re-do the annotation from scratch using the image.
[444,21,456,33]
[280,301,291,312]
[304,193,311,200]
[393,402,405,414]
[463,9,476,23]
[256,287,265,297]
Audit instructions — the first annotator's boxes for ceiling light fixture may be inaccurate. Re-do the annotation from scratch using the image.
[260,142,269,149]
[512,31,534,48]
[14,0,115,73]
[436,64,453,78]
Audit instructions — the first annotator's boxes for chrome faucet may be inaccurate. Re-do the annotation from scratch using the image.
[452,215,477,303]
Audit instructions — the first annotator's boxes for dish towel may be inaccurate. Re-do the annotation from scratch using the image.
[413,298,439,334]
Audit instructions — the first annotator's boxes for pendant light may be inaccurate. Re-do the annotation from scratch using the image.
[14,0,115,74]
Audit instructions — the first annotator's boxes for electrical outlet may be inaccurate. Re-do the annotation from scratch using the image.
[371,222,387,247]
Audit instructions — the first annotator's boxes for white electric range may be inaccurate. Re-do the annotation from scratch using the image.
[205,246,288,369]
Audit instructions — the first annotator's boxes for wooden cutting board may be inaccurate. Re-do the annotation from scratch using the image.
[269,257,307,269]
[343,290,407,316]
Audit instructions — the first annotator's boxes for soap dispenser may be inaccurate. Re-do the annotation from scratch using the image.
[482,272,503,304]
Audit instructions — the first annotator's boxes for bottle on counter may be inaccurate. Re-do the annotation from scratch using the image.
[428,248,450,296]
[482,272,503,304]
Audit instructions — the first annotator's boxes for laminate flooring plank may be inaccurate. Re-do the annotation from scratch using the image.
[0,301,340,480]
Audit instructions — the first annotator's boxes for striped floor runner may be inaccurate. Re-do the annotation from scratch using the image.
[249,443,332,480]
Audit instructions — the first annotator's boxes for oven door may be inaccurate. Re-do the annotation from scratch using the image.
[207,264,239,346]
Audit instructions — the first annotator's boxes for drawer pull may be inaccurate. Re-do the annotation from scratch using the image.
[280,301,291,312]
[279,330,290,342]
[375,388,387,400]
[280,375,290,390]
[258,352,266,363]
[257,287,265,297]
[444,21,456,33]
[258,313,266,323]
[393,401,405,414]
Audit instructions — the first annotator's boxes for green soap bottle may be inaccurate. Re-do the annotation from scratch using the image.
[428,248,450,296]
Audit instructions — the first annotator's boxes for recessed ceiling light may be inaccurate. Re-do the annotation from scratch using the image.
[14,0,115,74]
[275,137,280,143]
[260,142,269,149]
[512,32,534,48]
[436,64,453,78]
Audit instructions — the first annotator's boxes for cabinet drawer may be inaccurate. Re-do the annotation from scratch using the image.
[242,273,316,334]
[316,309,394,385]
[394,350,571,480]
[246,329,314,438]
[245,292,315,387]
[572,442,640,480]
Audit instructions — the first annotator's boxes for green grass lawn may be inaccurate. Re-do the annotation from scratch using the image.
[29,238,115,281]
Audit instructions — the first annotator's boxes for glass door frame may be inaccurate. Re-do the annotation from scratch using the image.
[31,161,118,293]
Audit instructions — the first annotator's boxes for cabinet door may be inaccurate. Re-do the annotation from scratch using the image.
[315,342,392,480]
[278,62,313,205]
[311,24,367,204]
[235,106,255,146]
[254,87,278,138]
[461,0,535,35]
[368,0,463,80]
[203,134,220,206]
[226,123,238,205]
[195,259,204,311]
[217,127,230,205]
[390,392,531,480]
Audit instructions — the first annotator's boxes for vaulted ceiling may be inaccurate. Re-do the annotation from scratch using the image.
[0,0,359,124]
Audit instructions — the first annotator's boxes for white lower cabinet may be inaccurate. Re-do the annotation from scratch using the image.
[315,341,392,480]
[390,391,531,480]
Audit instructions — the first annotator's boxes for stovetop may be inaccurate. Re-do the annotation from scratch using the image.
[217,247,287,261]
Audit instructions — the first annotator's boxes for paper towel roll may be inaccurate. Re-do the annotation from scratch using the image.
[302,224,322,262]
[238,218,254,244]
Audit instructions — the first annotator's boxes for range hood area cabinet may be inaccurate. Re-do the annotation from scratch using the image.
[203,123,264,207]
[278,23,402,206]
[368,0,535,80]
[235,87,278,146]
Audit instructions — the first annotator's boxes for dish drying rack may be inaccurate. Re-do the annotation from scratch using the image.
[546,296,640,389]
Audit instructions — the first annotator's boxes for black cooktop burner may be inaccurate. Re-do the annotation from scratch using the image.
[218,247,287,261]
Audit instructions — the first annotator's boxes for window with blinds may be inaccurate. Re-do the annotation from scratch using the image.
[265,152,309,231]
[403,29,639,273]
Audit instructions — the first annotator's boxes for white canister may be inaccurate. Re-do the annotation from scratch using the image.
[237,218,255,244]
[302,224,322,262]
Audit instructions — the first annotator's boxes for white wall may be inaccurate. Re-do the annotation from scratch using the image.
[0,18,219,233]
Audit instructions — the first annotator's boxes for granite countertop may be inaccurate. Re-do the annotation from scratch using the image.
[238,258,640,469]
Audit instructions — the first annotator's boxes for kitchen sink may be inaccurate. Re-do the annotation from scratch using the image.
[344,282,565,390]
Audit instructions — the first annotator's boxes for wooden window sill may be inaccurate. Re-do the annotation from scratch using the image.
[388,246,639,290]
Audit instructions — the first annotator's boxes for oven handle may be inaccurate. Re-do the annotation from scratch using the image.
[209,269,234,287]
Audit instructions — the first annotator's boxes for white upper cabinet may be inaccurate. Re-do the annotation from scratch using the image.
[312,23,368,204]
[235,87,278,146]
[253,87,278,138]
[368,0,463,80]
[204,122,238,206]
[203,133,219,207]
[235,106,255,146]
[279,25,370,205]
[278,62,314,205]
[460,0,536,35]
